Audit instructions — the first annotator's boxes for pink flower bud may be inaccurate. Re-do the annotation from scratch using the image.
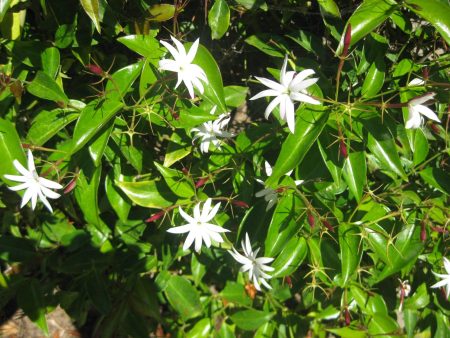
[342,24,352,57]
[195,177,209,188]
[86,64,103,75]
[322,219,334,232]
[344,308,351,326]
[307,212,315,228]
[64,177,77,194]
[145,210,165,223]
[231,200,249,208]
[420,222,427,242]
[339,140,348,158]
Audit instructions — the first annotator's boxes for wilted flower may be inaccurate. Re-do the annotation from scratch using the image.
[228,233,274,291]
[250,55,320,133]
[167,198,229,252]
[255,161,303,211]
[431,257,450,299]
[4,150,62,213]
[191,106,234,153]
[397,279,411,311]
[159,36,208,99]
[405,92,440,129]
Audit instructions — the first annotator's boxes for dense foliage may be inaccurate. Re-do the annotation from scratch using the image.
[0,0,449,336]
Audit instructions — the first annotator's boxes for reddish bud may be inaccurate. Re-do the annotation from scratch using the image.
[182,167,189,175]
[420,221,427,242]
[430,225,448,234]
[307,212,315,228]
[64,177,78,194]
[145,210,165,223]
[342,24,352,57]
[245,283,257,299]
[86,64,103,75]
[172,112,180,120]
[430,123,440,135]
[21,143,32,149]
[195,177,209,189]
[231,200,249,208]
[284,276,293,288]
[422,67,429,80]
[322,219,334,232]
[344,308,351,326]
[339,139,348,158]
[275,187,287,193]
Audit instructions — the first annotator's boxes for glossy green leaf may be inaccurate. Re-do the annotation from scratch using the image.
[220,281,252,306]
[117,35,163,59]
[361,61,385,98]
[265,193,304,257]
[88,119,114,166]
[0,236,35,262]
[208,0,230,40]
[148,4,175,21]
[412,128,429,165]
[224,85,248,108]
[272,237,308,277]
[186,318,212,338]
[0,118,26,186]
[245,34,286,58]
[105,62,143,101]
[342,151,366,202]
[404,0,450,45]
[404,283,429,310]
[368,314,399,336]
[419,167,450,195]
[317,0,341,18]
[266,107,328,186]
[230,310,274,331]
[365,223,389,264]
[27,108,79,146]
[71,99,123,154]
[338,223,362,286]
[41,46,60,79]
[336,0,398,55]
[163,131,192,167]
[105,173,131,222]
[85,270,111,315]
[27,71,69,104]
[192,43,227,112]
[17,278,48,335]
[0,0,12,22]
[80,0,102,33]
[165,275,202,321]
[116,180,177,209]
[154,162,194,198]
[327,327,366,338]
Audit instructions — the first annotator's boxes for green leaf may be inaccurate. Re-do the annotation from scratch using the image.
[361,61,385,98]
[419,167,450,195]
[192,43,227,113]
[338,223,362,286]
[404,283,430,310]
[186,318,212,338]
[272,237,308,277]
[71,99,123,154]
[84,270,111,315]
[163,131,192,167]
[412,128,429,166]
[88,119,114,166]
[117,34,163,59]
[27,108,79,146]
[80,0,102,33]
[208,0,230,40]
[165,275,202,321]
[231,310,274,331]
[266,107,328,186]
[116,180,177,209]
[0,118,26,186]
[27,71,69,104]
[41,46,60,79]
[220,281,252,306]
[224,85,248,108]
[0,0,13,22]
[105,173,131,222]
[17,278,49,335]
[0,236,35,262]
[265,193,304,257]
[336,0,398,55]
[154,162,194,198]
[105,62,143,101]
[368,314,399,336]
[342,151,366,202]
[404,0,450,45]
[317,0,341,18]
[327,327,366,338]
[148,4,175,21]
[245,34,286,58]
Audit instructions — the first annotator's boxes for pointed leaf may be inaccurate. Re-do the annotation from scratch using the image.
[0,118,26,186]
[338,223,362,286]
[27,71,69,104]
[165,275,202,321]
[116,180,177,209]
[80,0,102,33]
[208,0,230,40]
[230,310,274,331]
[342,151,366,202]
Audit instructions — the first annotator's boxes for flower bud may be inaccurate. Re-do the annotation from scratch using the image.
[322,219,334,232]
[342,24,352,57]
[145,210,165,223]
[430,123,440,135]
[307,212,315,228]
[284,276,293,288]
[344,308,351,326]
[64,177,78,194]
[195,177,209,188]
[339,139,348,158]
[420,221,427,242]
[231,200,249,208]
[86,64,103,75]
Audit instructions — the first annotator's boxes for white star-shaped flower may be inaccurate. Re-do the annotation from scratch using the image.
[191,106,234,153]
[4,150,62,213]
[431,257,450,299]
[250,55,320,133]
[167,198,229,252]
[255,161,303,211]
[405,92,440,129]
[159,36,208,99]
[228,233,274,291]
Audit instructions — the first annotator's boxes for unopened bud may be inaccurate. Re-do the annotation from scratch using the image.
[422,67,429,80]
[285,276,293,288]
[145,210,165,223]
[339,140,348,158]
[86,64,103,75]
[322,219,334,232]
[195,177,209,188]
[231,200,249,208]
[420,221,427,242]
[64,177,77,194]
[344,308,351,326]
[307,212,315,228]
[430,123,440,135]
[430,225,448,234]
[342,24,352,57]
[182,167,189,175]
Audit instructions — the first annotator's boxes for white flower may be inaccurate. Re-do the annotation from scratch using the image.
[159,36,208,99]
[4,150,62,213]
[191,106,234,153]
[431,257,450,299]
[405,92,440,129]
[408,78,425,86]
[255,161,303,211]
[167,198,229,252]
[250,55,320,133]
[228,233,274,291]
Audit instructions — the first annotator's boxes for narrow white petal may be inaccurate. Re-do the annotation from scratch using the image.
[167,224,192,234]
[193,203,202,220]
[179,207,195,223]
[170,36,187,59]
[159,59,179,72]
[415,105,440,123]
[184,78,195,99]
[4,174,28,183]
[443,258,450,274]
[290,92,320,105]
[183,230,196,250]
[264,96,282,119]
[7,182,30,191]
[405,109,422,129]
[13,159,31,178]
[285,98,296,133]
[250,89,281,100]
[290,77,318,92]
[40,186,61,199]
[409,92,435,106]
[280,55,288,84]
[204,202,221,222]
[21,188,34,208]
[257,257,275,264]
[201,198,212,220]
[187,38,200,63]
[194,233,203,252]
[264,161,272,177]
[290,69,316,89]
[160,40,180,61]
[27,150,36,173]
[255,76,285,92]
[201,231,212,248]
[37,189,53,212]
[38,177,63,190]
[430,279,449,289]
